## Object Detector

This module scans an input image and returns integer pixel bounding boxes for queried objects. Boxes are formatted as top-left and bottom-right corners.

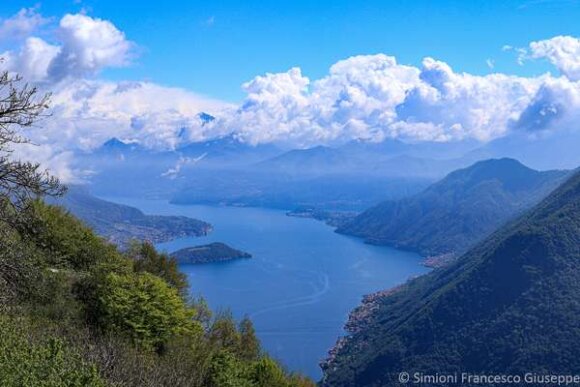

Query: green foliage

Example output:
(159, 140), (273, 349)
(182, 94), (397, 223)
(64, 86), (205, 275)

(129, 241), (189, 297)
(208, 313), (261, 361)
(17, 201), (121, 270)
(248, 356), (288, 386)
(31, 269), (83, 323)
(209, 311), (241, 353)
(208, 351), (253, 387)
(0, 222), (43, 304)
(189, 296), (213, 328)
(0, 200), (312, 387)
(96, 271), (200, 349)
(207, 351), (311, 387)
(239, 316), (261, 361)
(0, 316), (104, 387)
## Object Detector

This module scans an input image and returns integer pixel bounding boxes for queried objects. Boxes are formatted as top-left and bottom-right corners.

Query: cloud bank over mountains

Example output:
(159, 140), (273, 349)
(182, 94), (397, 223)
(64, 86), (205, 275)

(224, 55), (543, 147)
(0, 9), (228, 156)
(1, 8), (580, 178)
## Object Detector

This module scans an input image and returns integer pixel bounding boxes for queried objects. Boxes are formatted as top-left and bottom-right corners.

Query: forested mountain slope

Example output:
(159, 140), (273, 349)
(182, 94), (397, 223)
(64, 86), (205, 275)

(338, 158), (568, 256)
(322, 169), (580, 386)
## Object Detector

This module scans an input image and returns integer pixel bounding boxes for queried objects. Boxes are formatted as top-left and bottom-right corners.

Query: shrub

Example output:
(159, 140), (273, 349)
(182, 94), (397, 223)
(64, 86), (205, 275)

(207, 351), (253, 387)
(96, 271), (201, 349)
(0, 316), (104, 387)
(129, 241), (189, 297)
(239, 316), (261, 361)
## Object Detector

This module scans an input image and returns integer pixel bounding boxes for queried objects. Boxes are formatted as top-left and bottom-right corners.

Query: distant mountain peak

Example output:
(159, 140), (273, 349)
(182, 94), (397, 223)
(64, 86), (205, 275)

(98, 137), (141, 154)
(469, 157), (527, 169)
(102, 137), (128, 148)
(449, 157), (532, 177)
(198, 112), (215, 125)
(444, 157), (543, 192)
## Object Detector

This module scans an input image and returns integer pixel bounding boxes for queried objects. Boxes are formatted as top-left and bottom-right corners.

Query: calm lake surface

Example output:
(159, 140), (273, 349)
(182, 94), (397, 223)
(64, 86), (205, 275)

(104, 198), (429, 379)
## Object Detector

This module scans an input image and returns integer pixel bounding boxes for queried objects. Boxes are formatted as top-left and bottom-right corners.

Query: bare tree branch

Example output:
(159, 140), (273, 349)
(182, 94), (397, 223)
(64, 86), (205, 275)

(0, 69), (65, 222)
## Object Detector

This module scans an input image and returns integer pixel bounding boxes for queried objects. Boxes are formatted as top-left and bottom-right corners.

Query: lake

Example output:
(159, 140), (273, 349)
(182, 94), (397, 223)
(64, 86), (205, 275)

(105, 198), (429, 379)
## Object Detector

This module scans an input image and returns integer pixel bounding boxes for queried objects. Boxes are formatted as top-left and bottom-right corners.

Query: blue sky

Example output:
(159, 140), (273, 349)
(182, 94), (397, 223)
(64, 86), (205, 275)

(2, 0), (579, 101)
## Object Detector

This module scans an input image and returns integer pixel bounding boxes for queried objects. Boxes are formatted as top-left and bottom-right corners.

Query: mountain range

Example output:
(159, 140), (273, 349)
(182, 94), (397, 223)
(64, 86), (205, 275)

(322, 168), (580, 386)
(338, 158), (569, 257)
(76, 128), (580, 212)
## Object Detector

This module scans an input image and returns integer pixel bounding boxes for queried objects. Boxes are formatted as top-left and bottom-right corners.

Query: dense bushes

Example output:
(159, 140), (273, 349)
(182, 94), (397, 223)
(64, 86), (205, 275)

(0, 201), (314, 386)
(95, 272), (201, 349)
(0, 315), (104, 387)
(17, 201), (122, 271)
(129, 241), (189, 296)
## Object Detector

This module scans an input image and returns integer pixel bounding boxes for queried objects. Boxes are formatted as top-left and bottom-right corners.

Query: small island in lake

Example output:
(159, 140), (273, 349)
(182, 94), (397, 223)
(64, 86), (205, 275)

(171, 242), (252, 264)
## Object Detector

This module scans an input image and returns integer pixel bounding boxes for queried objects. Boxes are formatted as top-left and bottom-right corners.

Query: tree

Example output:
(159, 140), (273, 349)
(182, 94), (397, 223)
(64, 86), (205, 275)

(0, 69), (64, 304)
(209, 311), (241, 352)
(249, 357), (288, 387)
(128, 241), (189, 297)
(207, 350), (252, 387)
(0, 70), (64, 224)
(239, 316), (261, 361)
(190, 296), (213, 329)
(96, 272), (201, 350)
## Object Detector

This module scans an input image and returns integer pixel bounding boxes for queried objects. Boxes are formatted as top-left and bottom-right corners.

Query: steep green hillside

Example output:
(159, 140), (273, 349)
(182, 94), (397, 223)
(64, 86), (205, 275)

(338, 158), (568, 256)
(322, 170), (580, 386)
(0, 201), (313, 387)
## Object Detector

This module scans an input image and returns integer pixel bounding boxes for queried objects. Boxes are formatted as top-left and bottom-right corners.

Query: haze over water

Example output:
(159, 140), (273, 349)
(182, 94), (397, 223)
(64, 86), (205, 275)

(106, 198), (429, 378)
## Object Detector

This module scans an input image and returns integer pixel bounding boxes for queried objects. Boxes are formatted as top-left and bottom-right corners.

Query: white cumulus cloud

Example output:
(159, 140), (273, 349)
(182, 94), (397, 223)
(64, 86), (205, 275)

(527, 35), (580, 81)
(0, 7), (49, 41)
(2, 37), (60, 81)
(1, 11), (133, 82)
(47, 13), (133, 81)
(221, 54), (553, 145)
(44, 80), (230, 151)
(2, 5), (580, 181)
